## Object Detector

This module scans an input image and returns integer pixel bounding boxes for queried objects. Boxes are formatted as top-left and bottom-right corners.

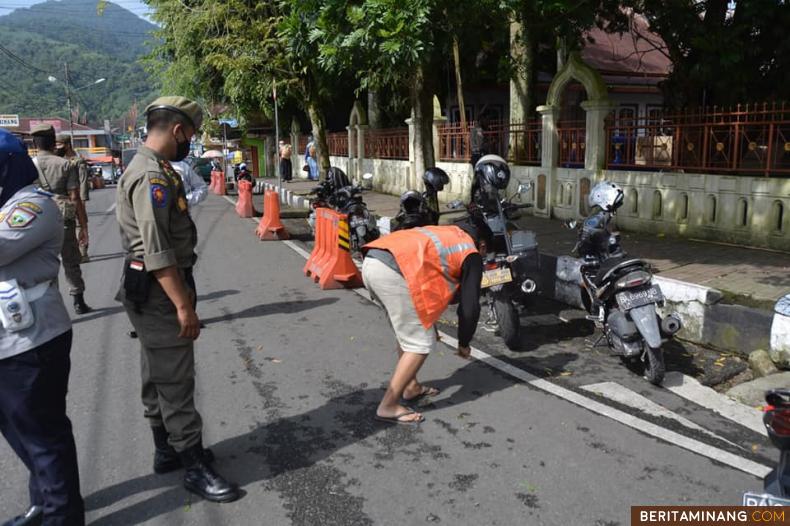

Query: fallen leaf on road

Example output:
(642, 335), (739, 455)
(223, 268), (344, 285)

(559, 371), (573, 377)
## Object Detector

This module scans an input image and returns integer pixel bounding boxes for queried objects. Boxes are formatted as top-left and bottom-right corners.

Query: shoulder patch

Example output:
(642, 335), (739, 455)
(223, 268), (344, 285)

(17, 201), (44, 214)
(151, 184), (169, 208)
(6, 207), (37, 228)
(149, 177), (169, 186)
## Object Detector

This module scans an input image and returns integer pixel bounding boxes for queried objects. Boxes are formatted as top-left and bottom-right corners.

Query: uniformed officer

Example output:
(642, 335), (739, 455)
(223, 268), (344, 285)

(115, 96), (240, 503)
(30, 124), (92, 314)
(55, 134), (90, 262)
(0, 129), (85, 526)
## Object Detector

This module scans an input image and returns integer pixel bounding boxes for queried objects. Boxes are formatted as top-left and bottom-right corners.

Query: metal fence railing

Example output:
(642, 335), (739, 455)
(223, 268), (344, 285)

(558, 121), (586, 167)
(364, 128), (409, 160)
(327, 131), (348, 157)
(605, 102), (790, 176)
(438, 120), (542, 165)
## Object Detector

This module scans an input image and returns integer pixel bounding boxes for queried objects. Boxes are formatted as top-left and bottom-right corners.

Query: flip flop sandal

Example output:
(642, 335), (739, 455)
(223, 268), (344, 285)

(400, 386), (441, 407)
(374, 410), (425, 426)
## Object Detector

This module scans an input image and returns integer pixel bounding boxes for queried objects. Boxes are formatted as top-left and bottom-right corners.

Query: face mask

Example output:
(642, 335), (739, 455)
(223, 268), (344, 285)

(171, 129), (191, 162)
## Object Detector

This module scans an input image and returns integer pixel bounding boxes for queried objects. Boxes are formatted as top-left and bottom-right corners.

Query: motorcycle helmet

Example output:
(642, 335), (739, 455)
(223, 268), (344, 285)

(399, 190), (425, 214)
(327, 166), (350, 190)
(239, 162), (247, 170)
(588, 181), (624, 212)
(423, 167), (449, 193)
(474, 154), (510, 190)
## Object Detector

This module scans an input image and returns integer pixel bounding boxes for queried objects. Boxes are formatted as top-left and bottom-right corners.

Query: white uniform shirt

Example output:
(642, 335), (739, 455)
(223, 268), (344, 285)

(170, 161), (208, 208)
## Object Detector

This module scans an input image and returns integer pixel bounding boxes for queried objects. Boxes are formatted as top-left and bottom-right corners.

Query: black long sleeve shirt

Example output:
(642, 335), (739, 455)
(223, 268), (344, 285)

(366, 249), (483, 347)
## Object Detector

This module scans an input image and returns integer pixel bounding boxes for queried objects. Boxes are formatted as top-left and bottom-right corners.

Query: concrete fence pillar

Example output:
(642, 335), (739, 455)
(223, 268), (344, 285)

(581, 99), (615, 173)
(536, 104), (560, 218)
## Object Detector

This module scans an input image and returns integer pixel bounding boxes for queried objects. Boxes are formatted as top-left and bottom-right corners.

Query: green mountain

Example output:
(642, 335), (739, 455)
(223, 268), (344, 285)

(0, 0), (160, 123)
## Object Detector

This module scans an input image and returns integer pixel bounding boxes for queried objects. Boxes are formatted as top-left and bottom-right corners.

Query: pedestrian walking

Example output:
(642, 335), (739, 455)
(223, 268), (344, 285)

(279, 140), (292, 182)
(115, 96), (240, 503)
(30, 124), (92, 314)
(0, 128), (85, 526)
(305, 138), (319, 181)
(171, 160), (208, 208)
(55, 134), (90, 263)
(361, 218), (492, 424)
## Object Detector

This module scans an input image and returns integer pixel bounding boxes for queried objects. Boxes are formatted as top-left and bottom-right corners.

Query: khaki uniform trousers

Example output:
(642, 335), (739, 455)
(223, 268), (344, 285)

(61, 222), (85, 296)
(123, 274), (203, 452)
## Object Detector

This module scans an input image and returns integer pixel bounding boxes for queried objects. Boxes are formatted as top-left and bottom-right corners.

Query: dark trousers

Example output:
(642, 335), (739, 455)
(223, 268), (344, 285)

(0, 331), (84, 526)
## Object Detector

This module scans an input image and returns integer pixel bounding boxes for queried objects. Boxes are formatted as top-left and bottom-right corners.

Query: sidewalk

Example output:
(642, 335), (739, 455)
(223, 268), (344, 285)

(265, 177), (789, 308)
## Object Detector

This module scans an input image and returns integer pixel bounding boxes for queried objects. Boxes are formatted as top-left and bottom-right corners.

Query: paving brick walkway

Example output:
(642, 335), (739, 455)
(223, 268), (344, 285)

(267, 178), (790, 309)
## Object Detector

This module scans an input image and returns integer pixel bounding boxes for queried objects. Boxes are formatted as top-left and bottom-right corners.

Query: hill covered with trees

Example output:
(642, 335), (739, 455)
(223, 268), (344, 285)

(0, 0), (159, 123)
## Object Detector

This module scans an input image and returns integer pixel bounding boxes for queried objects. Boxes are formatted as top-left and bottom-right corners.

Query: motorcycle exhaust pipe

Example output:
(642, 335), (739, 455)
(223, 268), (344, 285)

(660, 313), (683, 337)
(521, 278), (537, 294)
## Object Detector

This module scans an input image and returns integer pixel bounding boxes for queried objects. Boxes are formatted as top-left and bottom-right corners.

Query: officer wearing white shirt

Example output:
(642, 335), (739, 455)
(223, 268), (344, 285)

(170, 160), (207, 208)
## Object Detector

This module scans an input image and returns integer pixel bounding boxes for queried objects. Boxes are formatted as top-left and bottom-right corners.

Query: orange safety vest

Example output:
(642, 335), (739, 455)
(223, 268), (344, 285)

(364, 226), (478, 328)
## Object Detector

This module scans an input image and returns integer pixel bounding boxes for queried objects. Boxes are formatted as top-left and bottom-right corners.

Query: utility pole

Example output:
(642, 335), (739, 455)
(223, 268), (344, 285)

(64, 62), (75, 141)
(273, 81), (281, 191)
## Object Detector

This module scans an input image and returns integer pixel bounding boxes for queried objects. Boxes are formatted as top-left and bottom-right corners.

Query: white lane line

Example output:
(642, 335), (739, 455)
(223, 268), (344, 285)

(581, 382), (743, 449)
(663, 372), (767, 437)
(105, 202), (116, 214)
(218, 192), (772, 478)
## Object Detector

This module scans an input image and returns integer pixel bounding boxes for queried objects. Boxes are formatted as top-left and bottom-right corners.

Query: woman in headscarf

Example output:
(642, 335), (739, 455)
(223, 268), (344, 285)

(0, 128), (85, 526)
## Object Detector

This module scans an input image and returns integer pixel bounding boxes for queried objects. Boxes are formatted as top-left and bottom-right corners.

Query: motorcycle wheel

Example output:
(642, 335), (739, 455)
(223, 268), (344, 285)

(643, 346), (665, 386)
(493, 295), (520, 350)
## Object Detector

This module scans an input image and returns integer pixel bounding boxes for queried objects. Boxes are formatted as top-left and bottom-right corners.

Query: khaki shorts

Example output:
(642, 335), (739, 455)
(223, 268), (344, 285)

(362, 257), (436, 355)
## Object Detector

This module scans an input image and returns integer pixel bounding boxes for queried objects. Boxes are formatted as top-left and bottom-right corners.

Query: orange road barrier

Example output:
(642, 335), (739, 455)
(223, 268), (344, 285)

(209, 170), (218, 193)
(216, 172), (226, 195)
(235, 180), (253, 218)
(303, 207), (362, 289)
(255, 190), (290, 240)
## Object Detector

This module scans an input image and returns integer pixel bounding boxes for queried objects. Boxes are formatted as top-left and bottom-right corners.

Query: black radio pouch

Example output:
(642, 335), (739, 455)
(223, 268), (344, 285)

(123, 258), (151, 310)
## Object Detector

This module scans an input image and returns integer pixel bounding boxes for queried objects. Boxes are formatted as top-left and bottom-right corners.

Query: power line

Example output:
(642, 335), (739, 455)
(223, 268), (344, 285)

(0, 43), (50, 74)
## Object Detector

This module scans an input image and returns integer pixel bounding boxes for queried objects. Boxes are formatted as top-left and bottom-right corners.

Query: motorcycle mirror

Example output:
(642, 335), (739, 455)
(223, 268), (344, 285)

(362, 172), (374, 181)
(517, 182), (532, 194)
(446, 199), (464, 210)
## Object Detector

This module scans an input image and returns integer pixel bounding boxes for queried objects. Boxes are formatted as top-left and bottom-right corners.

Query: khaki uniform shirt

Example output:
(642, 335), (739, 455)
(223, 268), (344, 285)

(116, 145), (197, 273)
(66, 155), (90, 201)
(35, 150), (78, 197)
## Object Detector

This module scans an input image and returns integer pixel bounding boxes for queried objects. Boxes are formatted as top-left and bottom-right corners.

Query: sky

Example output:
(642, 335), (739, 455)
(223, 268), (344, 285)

(0, 0), (151, 20)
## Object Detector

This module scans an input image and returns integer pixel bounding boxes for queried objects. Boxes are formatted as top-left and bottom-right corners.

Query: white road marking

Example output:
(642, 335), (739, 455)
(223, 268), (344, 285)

(663, 372), (767, 437)
(581, 382), (743, 449)
(105, 202), (116, 214)
(217, 192), (773, 479)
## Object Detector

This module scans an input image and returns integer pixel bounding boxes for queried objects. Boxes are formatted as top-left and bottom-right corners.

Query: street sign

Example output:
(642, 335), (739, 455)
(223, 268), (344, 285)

(0, 114), (19, 127)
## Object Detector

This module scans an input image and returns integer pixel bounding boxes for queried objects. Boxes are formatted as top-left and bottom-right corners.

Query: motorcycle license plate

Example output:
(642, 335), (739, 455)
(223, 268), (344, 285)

(617, 285), (663, 310)
(743, 492), (790, 506)
(481, 268), (512, 288)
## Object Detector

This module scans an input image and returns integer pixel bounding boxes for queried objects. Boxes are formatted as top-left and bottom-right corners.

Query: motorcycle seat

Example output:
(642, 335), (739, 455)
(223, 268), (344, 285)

(593, 256), (646, 286)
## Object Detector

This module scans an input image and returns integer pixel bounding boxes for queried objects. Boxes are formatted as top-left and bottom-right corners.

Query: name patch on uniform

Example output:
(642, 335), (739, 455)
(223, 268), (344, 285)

(6, 207), (36, 228)
(151, 184), (169, 208)
(149, 177), (169, 186)
(17, 201), (43, 214)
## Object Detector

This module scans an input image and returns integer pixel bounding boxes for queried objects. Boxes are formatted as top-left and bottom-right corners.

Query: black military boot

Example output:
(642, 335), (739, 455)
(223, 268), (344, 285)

(179, 445), (240, 503)
(152, 427), (214, 474)
(73, 294), (93, 315)
(1, 505), (43, 526)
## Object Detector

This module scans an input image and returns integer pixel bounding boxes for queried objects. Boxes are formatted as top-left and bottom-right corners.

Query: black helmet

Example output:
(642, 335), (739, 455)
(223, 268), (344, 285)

(399, 189), (425, 214)
(327, 166), (350, 190)
(474, 154), (510, 190)
(423, 167), (449, 193)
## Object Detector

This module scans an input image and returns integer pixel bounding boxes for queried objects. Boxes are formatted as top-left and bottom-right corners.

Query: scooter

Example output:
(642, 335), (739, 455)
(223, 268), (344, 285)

(562, 185), (682, 385)
(744, 389), (790, 506)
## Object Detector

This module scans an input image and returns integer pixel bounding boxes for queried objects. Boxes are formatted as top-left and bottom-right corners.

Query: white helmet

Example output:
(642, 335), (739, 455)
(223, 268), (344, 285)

(239, 163), (247, 170)
(588, 181), (624, 212)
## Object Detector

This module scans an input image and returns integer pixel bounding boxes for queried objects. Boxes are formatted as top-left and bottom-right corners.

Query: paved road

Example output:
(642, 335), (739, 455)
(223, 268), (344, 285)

(0, 189), (774, 525)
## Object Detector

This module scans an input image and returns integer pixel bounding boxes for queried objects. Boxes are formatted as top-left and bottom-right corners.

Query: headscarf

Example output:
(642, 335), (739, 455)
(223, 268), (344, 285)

(0, 128), (39, 208)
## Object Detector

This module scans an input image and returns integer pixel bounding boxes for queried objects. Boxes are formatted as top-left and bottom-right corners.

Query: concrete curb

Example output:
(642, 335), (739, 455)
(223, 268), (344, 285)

(265, 183), (311, 210)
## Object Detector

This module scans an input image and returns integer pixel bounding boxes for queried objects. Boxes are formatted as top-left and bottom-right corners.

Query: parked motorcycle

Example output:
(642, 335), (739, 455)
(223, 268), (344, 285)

(560, 181), (682, 385)
(392, 167), (449, 231)
(307, 167), (379, 254)
(744, 389), (790, 506)
(456, 155), (540, 350)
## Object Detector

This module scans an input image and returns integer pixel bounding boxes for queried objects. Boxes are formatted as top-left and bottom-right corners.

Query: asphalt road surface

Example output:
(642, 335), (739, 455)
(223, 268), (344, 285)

(0, 188), (775, 526)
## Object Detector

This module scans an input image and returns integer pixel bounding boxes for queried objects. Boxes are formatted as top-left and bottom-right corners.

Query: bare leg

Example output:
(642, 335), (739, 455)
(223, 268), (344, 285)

(395, 345), (423, 398)
(377, 351), (428, 422)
